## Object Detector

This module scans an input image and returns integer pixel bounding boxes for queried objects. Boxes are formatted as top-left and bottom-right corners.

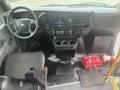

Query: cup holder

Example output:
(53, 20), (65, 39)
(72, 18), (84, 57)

(55, 41), (61, 45)
(55, 40), (76, 46)
(63, 41), (69, 45)
(70, 40), (76, 45)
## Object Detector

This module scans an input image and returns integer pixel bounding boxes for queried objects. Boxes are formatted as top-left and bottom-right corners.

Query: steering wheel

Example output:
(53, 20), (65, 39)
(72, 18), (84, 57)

(7, 6), (38, 39)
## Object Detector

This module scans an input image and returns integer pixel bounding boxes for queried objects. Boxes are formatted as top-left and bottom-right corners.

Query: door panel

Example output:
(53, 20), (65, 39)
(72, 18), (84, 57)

(0, 5), (17, 67)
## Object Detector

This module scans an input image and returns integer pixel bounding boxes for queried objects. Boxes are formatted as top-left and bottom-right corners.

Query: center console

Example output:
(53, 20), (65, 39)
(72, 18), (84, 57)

(39, 11), (94, 59)
(49, 12), (93, 49)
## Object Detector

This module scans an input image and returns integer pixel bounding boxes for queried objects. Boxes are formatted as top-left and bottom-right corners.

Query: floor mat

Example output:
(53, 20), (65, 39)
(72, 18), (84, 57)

(47, 65), (79, 86)
(77, 69), (104, 87)
(47, 73), (79, 86)
(48, 82), (113, 90)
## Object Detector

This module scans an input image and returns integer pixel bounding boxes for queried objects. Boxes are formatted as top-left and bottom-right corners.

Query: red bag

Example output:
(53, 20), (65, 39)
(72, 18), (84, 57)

(82, 55), (104, 69)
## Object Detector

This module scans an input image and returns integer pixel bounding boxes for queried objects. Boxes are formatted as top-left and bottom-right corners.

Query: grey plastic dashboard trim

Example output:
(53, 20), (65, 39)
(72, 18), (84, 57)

(5, 6), (120, 35)
(14, 6), (120, 13)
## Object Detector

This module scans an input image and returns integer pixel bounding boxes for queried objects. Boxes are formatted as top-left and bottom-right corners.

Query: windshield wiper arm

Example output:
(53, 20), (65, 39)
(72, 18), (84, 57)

(43, 4), (67, 7)
(69, 2), (112, 7)
(44, 2), (112, 8)
(114, 2), (120, 8)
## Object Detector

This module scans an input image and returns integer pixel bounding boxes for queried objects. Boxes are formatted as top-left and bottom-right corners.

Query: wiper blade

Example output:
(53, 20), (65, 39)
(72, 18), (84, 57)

(44, 2), (112, 8)
(69, 2), (112, 7)
(114, 2), (120, 8)
(43, 4), (66, 7)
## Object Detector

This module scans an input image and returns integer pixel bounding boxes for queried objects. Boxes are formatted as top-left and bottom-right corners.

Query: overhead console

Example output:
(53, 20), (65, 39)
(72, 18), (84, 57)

(39, 11), (94, 49)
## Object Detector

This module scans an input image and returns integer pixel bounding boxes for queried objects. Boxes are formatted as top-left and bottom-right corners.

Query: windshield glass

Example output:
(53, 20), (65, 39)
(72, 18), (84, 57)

(8, 0), (120, 8)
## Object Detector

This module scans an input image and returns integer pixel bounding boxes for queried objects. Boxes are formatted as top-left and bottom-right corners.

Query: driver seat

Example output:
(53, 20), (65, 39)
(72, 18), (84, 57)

(5, 52), (47, 89)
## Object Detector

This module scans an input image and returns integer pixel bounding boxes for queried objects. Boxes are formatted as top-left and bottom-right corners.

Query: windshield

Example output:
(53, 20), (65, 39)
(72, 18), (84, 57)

(8, 0), (120, 8)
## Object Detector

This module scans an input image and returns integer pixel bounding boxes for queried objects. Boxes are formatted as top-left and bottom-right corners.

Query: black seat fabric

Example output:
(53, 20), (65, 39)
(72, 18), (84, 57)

(5, 52), (45, 79)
